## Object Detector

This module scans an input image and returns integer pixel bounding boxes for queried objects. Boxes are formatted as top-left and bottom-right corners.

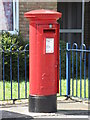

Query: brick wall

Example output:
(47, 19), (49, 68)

(19, 2), (57, 41)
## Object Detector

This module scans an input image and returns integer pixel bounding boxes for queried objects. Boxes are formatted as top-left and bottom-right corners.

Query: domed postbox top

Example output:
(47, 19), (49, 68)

(24, 9), (62, 21)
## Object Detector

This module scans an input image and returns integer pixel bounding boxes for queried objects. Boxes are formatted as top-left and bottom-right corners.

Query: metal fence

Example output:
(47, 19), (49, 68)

(1, 43), (90, 101)
(2, 44), (29, 101)
(64, 43), (90, 99)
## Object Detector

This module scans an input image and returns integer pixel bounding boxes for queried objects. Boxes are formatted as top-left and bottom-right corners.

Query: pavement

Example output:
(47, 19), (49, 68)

(0, 97), (89, 120)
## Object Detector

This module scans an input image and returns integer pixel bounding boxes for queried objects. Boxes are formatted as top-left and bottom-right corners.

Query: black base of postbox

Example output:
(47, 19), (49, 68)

(29, 94), (57, 113)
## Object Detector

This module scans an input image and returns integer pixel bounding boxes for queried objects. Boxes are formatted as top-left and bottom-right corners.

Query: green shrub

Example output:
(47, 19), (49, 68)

(59, 41), (66, 79)
(1, 31), (29, 81)
(1, 31), (27, 50)
(59, 40), (84, 79)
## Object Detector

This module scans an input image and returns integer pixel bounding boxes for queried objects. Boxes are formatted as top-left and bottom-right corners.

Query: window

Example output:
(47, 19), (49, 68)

(1, 0), (19, 34)
(57, 1), (85, 45)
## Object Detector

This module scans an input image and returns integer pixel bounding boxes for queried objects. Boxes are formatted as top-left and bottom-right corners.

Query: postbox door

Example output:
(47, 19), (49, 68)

(37, 24), (59, 95)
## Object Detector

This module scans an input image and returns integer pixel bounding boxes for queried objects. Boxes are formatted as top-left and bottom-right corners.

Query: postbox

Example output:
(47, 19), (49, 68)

(24, 9), (62, 113)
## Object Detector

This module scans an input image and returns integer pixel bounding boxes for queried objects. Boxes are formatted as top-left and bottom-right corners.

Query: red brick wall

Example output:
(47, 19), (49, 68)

(19, 2), (57, 41)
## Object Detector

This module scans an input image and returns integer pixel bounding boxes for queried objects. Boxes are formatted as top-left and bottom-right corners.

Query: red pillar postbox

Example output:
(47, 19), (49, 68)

(24, 9), (62, 113)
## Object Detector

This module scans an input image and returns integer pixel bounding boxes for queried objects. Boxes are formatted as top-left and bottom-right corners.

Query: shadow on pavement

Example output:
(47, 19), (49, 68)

(0, 110), (89, 120)
(1, 110), (33, 120)
(57, 110), (89, 115)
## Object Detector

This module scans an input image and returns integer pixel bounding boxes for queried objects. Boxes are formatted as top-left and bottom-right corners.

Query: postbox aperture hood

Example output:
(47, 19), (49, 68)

(24, 9), (62, 21)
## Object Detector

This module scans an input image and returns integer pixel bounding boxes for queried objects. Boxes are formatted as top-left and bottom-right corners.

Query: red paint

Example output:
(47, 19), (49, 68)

(24, 9), (62, 96)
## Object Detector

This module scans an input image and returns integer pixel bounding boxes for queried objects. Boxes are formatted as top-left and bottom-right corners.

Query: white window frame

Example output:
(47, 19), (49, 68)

(8, 0), (19, 34)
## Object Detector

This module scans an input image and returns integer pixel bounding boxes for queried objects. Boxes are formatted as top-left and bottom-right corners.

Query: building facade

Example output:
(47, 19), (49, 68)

(1, 1), (90, 48)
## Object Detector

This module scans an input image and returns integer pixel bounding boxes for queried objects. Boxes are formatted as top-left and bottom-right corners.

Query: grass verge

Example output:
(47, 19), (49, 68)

(0, 79), (88, 100)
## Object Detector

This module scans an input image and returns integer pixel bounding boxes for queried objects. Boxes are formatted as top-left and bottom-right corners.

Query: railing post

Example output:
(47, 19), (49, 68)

(25, 48), (27, 99)
(10, 48), (12, 100)
(88, 46), (90, 100)
(66, 43), (71, 98)
(17, 49), (20, 99)
(59, 48), (62, 96)
(25, 44), (29, 99)
(2, 48), (5, 100)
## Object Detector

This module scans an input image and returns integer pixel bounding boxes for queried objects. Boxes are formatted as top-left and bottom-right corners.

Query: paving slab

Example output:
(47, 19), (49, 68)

(0, 97), (89, 120)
